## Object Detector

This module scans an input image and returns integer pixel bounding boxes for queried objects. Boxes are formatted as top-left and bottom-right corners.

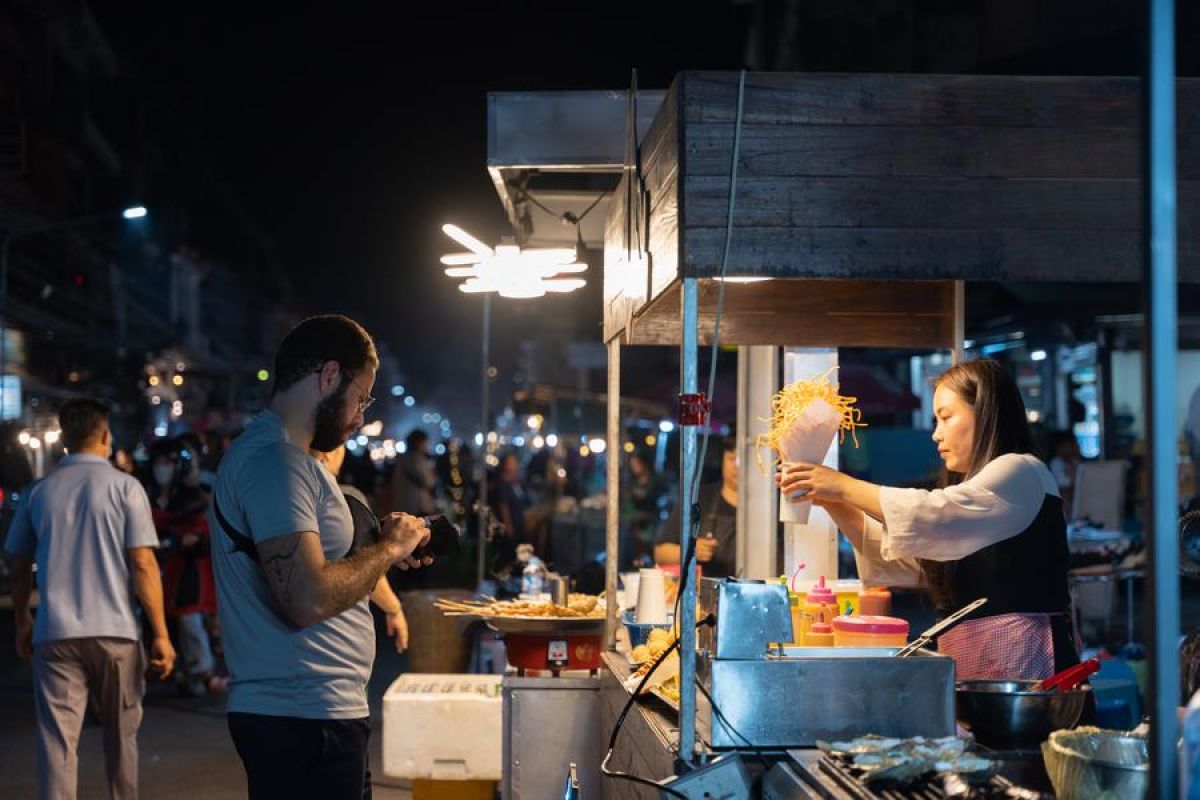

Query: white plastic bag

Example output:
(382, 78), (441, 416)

(778, 397), (841, 524)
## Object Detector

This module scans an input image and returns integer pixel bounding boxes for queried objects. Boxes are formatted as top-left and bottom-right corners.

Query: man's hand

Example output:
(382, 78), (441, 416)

(378, 513), (433, 570)
(385, 608), (409, 653)
(695, 536), (718, 563)
(14, 610), (33, 660)
(149, 634), (176, 679)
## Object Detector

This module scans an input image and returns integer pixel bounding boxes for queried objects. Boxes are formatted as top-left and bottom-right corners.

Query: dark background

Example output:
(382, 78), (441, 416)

(87, 0), (1199, 401)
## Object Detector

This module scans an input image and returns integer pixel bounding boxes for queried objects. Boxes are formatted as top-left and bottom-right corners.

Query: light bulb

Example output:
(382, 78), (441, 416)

(442, 224), (494, 258)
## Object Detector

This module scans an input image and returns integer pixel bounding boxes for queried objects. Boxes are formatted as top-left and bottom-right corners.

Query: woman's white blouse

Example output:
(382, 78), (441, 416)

(854, 453), (1060, 588)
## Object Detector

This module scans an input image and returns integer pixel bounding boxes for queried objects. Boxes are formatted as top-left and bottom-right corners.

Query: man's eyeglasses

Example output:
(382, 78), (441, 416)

(335, 368), (375, 414)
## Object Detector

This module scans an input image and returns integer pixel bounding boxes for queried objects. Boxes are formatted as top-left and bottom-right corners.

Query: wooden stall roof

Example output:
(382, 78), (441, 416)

(603, 71), (1200, 345)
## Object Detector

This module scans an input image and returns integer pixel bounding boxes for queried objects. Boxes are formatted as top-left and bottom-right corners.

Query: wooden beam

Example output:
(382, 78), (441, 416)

(680, 72), (1200, 130)
(679, 226), (1200, 283)
(627, 278), (957, 348)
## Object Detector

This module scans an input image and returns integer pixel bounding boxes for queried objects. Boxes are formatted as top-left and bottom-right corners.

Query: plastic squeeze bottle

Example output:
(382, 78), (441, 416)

(804, 622), (835, 647)
(800, 577), (840, 641)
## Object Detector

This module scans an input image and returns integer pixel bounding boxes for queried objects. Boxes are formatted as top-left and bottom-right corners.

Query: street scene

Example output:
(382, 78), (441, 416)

(2, 2), (1200, 798)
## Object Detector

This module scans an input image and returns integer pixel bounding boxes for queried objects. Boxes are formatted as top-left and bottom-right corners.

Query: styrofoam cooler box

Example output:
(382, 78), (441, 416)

(382, 674), (503, 781)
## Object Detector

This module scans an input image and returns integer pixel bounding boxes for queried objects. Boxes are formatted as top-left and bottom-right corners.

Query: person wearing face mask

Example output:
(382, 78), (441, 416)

(210, 315), (433, 800)
(146, 439), (222, 697)
(778, 359), (1077, 681)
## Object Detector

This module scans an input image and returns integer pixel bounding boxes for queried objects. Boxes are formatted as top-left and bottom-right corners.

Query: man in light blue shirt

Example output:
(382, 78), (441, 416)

(211, 315), (431, 799)
(5, 399), (175, 800)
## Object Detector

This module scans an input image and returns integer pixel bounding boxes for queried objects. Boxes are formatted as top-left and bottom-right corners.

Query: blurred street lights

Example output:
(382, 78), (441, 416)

(440, 223), (588, 588)
(0, 206), (149, 418)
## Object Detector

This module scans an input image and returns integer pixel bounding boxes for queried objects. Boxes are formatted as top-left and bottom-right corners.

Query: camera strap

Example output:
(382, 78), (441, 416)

(213, 493), (259, 560)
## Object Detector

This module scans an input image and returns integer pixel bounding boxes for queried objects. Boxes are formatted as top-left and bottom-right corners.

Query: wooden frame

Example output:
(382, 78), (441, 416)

(599, 69), (1200, 768)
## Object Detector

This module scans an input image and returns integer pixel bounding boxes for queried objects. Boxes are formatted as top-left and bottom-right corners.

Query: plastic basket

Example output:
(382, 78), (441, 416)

(623, 610), (672, 647)
(1040, 726), (1148, 800)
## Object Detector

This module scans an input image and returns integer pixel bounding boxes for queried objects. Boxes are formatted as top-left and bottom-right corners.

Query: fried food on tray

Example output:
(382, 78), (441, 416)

(657, 676), (681, 704)
(567, 594), (598, 614)
(631, 644), (651, 663)
(434, 595), (605, 619)
(647, 628), (672, 647)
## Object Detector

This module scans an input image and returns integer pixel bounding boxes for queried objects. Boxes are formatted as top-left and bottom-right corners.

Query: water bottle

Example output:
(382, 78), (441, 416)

(522, 555), (547, 599)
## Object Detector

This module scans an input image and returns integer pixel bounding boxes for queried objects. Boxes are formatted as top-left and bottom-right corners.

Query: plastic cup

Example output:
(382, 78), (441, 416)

(620, 572), (640, 610)
(635, 568), (668, 624)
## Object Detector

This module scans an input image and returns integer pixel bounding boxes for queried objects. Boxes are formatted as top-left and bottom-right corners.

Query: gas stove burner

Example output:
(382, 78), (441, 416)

(817, 753), (1048, 800)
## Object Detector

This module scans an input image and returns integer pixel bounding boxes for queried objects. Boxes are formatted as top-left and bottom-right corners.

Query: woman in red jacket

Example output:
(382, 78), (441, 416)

(147, 439), (224, 696)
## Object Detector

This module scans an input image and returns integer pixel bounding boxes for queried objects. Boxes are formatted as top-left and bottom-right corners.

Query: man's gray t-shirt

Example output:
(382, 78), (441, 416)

(211, 410), (374, 719)
(3, 453), (159, 645)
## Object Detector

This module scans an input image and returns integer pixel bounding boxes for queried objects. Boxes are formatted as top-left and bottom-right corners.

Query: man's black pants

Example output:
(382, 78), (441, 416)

(228, 712), (371, 800)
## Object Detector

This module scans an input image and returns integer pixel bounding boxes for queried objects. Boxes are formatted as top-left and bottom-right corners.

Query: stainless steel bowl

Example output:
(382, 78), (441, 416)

(956, 679), (1090, 748)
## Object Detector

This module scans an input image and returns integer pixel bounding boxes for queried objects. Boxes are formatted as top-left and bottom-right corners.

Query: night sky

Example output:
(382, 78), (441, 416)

(88, 2), (1200, 426)
(92, 2), (750, 417)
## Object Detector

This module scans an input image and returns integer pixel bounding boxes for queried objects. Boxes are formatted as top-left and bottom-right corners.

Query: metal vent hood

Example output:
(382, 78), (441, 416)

(486, 90), (664, 249)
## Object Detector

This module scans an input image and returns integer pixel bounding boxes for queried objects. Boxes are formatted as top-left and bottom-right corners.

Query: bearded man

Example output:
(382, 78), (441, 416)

(210, 315), (432, 799)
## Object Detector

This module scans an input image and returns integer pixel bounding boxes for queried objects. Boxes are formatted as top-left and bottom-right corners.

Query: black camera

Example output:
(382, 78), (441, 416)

(412, 514), (462, 561)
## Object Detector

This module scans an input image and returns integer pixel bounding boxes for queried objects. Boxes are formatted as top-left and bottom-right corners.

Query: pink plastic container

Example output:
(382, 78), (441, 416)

(831, 614), (909, 648)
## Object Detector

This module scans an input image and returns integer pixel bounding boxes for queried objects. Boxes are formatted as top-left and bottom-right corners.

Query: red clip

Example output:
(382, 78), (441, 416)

(677, 393), (711, 427)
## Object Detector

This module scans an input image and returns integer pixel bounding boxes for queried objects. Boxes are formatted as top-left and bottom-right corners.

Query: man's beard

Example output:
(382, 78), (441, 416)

(311, 381), (353, 452)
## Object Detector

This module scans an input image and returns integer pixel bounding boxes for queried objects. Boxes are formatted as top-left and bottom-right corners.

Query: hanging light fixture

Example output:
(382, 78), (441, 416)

(441, 224), (587, 299)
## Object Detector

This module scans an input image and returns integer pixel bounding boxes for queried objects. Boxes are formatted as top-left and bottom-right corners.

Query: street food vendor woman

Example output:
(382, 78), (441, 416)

(778, 359), (1078, 681)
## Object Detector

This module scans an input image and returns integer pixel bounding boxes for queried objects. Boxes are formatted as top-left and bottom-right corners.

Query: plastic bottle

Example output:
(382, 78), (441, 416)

(804, 622), (835, 647)
(521, 556), (548, 600)
(859, 586), (893, 617)
(800, 577), (840, 642)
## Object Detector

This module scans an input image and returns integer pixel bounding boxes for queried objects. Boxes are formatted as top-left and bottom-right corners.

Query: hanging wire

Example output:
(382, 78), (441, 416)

(508, 183), (607, 228)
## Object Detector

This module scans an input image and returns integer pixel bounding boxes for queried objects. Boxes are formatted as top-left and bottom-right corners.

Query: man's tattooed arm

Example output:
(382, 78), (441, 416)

(257, 533), (396, 628)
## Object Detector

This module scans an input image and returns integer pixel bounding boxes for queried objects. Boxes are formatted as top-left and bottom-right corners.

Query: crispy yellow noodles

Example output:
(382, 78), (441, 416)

(755, 368), (866, 473)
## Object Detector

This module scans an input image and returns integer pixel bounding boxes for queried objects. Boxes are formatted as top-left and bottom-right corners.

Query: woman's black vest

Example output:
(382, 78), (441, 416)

(927, 493), (1071, 621)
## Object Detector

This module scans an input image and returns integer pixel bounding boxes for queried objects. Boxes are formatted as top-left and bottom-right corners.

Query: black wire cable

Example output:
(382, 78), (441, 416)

(601, 611), (718, 798)
(507, 184), (607, 228)
(604, 70), (747, 796)
(600, 637), (689, 799)
(564, 190), (607, 226)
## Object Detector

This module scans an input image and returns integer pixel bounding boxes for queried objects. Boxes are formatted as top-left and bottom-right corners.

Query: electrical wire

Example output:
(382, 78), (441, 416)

(600, 636), (689, 799)
(672, 69), (746, 768)
(600, 749), (687, 798)
(604, 70), (748, 793)
(508, 184), (607, 229)
(688, 68), (746, 505)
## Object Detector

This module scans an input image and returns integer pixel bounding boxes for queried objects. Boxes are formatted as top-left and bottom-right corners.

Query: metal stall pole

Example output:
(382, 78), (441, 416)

(678, 278), (700, 765)
(736, 346), (780, 579)
(1142, 0), (1179, 792)
(952, 281), (966, 364)
(477, 293), (492, 591)
(605, 337), (622, 648)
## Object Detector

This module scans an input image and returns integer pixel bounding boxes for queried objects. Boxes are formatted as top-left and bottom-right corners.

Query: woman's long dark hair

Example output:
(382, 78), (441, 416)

(922, 358), (1040, 610)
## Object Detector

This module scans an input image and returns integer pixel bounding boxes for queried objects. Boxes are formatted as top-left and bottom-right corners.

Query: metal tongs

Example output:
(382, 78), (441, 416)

(895, 597), (989, 658)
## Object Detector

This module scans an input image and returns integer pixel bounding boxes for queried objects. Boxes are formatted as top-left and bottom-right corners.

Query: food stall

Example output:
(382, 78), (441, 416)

(593, 71), (1200, 797)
